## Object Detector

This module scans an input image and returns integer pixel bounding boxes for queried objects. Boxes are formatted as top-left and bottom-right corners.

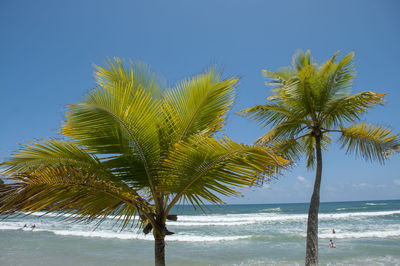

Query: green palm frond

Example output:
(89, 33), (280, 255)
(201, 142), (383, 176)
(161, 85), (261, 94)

(238, 103), (293, 128)
(0, 165), (150, 229)
(94, 58), (164, 99)
(270, 138), (304, 163)
(255, 118), (310, 146)
(161, 134), (289, 212)
(323, 91), (385, 127)
(1, 139), (102, 175)
(317, 51), (355, 107)
(262, 67), (294, 89)
(61, 82), (161, 189)
(339, 122), (400, 163)
(292, 49), (313, 72)
(162, 68), (237, 143)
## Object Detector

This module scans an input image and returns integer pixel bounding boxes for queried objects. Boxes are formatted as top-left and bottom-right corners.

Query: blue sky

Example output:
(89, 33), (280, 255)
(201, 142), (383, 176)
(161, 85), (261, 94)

(1, 0), (399, 204)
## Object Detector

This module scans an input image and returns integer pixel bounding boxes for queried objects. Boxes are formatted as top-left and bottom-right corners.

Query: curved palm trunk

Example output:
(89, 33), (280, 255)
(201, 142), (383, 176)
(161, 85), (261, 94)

(154, 234), (166, 266)
(305, 135), (322, 266)
(154, 199), (166, 266)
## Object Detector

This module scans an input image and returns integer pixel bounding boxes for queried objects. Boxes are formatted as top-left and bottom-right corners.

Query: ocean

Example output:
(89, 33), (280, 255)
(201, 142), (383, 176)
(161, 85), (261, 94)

(1, 200), (399, 265)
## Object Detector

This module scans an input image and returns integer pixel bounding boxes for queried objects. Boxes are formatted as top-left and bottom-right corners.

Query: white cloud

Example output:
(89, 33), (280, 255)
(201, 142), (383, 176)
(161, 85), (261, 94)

(352, 183), (370, 189)
(394, 179), (400, 186)
(262, 183), (271, 190)
(352, 183), (386, 189)
(294, 175), (312, 191)
(297, 176), (306, 182)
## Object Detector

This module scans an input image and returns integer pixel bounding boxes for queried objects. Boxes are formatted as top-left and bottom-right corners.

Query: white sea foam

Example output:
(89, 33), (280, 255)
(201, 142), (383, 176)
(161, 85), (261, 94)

(336, 207), (367, 211)
(319, 230), (400, 239)
(169, 221), (254, 226)
(365, 202), (387, 206)
(173, 210), (400, 225)
(24, 209), (400, 225)
(259, 208), (281, 212)
(0, 224), (251, 242)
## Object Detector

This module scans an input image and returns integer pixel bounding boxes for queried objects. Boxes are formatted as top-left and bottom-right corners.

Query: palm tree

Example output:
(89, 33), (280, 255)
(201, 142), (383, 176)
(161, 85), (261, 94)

(0, 59), (288, 266)
(240, 50), (399, 265)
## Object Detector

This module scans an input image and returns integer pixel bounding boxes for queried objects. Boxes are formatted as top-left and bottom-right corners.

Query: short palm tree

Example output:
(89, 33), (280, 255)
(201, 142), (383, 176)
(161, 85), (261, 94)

(240, 50), (399, 266)
(0, 59), (288, 266)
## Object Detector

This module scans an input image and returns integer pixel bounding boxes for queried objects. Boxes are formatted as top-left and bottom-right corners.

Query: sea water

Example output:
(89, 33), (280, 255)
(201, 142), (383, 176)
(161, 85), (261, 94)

(0, 200), (399, 265)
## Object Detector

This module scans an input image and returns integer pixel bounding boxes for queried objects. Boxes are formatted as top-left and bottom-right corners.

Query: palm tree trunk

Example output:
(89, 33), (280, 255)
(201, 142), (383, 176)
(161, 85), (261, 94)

(154, 200), (166, 266)
(154, 234), (166, 266)
(305, 134), (322, 266)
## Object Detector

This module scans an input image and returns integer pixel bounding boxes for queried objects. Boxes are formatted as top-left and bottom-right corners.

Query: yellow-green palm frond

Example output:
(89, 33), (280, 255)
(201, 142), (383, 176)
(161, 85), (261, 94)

(323, 91), (385, 127)
(0, 139), (102, 175)
(61, 82), (161, 189)
(292, 49), (313, 72)
(339, 122), (400, 163)
(162, 68), (237, 143)
(94, 58), (164, 99)
(270, 138), (305, 164)
(161, 135), (289, 212)
(0, 165), (151, 230)
(255, 118), (310, 146)
(238, 103), (294, 128)
(316, 51), (355, 106)
(262, 67), (294, 90)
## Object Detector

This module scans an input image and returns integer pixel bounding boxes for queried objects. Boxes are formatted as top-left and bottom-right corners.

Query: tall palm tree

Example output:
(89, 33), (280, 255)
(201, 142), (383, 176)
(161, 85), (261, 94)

(240, 50), (399, 265)
(0, 59), (288, 266)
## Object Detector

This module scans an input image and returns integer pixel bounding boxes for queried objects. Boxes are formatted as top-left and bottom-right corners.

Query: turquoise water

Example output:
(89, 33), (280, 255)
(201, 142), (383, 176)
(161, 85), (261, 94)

(1, 200), (399, 265)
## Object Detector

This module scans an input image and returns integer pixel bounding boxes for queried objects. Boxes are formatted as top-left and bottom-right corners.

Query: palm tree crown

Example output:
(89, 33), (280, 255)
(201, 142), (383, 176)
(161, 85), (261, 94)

(0, 59), (288, 266)
(240, 50), (399, 265)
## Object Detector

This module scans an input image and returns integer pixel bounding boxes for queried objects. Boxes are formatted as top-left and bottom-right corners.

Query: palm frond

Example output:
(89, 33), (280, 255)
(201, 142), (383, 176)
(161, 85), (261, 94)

(238, 103), (293, 128)
(270, 138), (305, 163)
(322, 91), (385, 127)
(1, 139), (101, 175)
(0, 166), (151, 230)
(61, 83), (161, 189)
(94, 58), (164, 99)
(316, 52), (355, 109)
(339, 122), (400, 163)
(162, 68), (237, 143)
(161, 134), (289, 212)
(255, 118), (310, 146)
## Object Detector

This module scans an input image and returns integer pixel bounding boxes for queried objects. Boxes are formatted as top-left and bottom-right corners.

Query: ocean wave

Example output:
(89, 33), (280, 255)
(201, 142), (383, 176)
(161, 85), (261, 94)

(319, 230), (400, 239)
(11, 210), (400, 227)
(169, 221), (254, 226)
(365, 203), (387, 206)
(175, 210), (400, 224)
(258, 208), (281, 212)
(0, 223), (251, 242)
(336, 207), (367, 211)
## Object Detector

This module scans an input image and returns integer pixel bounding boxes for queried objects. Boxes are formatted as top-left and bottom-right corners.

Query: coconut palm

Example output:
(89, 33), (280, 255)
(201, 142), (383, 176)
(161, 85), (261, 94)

(240, 50), (399, 265)
(0, 59), (288, 266)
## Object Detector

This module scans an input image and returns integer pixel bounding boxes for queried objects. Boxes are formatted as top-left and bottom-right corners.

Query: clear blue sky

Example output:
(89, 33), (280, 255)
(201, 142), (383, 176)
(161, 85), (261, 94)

(1, 0), (399, 204)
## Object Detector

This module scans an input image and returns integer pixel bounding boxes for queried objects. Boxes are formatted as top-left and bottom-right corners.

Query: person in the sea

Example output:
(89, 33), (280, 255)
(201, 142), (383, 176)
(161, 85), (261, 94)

(23, 224), (27, 228)
(328, 239), (336, 248)
(31, 224), (36, 230)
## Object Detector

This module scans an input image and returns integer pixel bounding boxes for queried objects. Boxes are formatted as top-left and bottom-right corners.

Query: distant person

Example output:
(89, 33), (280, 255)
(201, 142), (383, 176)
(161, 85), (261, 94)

(31, 224), (36, 230)
(23, 224), (27, 228)
(332, 228), (336, 234)
(328, 239), (336, 248)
